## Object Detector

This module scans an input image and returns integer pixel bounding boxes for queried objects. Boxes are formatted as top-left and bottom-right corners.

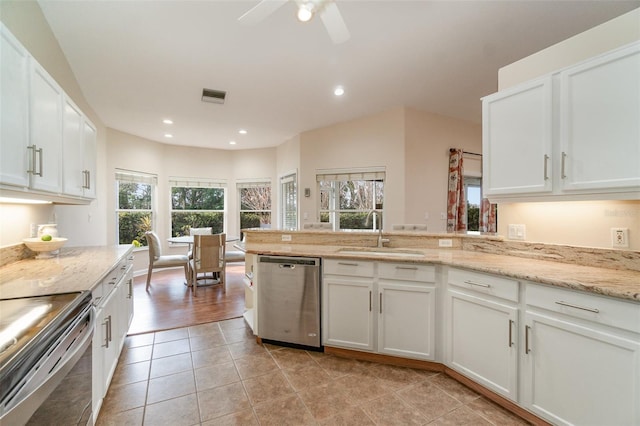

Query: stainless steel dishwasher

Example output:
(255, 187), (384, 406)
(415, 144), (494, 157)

(258, 256), (321, 349)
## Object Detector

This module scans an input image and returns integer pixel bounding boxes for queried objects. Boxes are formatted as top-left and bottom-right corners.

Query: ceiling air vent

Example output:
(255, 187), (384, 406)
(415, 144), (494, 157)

(202, 88), (226, 104)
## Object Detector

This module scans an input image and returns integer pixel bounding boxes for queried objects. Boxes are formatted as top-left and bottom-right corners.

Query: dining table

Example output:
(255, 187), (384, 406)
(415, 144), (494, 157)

(167, 234), (240, 246)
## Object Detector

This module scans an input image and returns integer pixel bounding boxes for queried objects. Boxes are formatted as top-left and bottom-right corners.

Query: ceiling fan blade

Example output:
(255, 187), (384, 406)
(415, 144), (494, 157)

(319, 2), (350, 44)
(238, 0), (288, 26)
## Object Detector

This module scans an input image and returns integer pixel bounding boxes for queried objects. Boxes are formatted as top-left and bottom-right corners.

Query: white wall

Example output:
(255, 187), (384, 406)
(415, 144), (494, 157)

(495, 7), (640, 250)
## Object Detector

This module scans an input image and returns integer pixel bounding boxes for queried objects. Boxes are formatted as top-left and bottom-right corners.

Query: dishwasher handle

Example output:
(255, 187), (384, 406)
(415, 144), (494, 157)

(278, 264), (296, 270)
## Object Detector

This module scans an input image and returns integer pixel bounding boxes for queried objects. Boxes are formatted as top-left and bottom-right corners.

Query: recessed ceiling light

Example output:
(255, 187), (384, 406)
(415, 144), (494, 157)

(238, 129), (247, 135)
(163, 119), (173, 124)
(297, 3), (314, 22)
(164, 133), (173, 138)
(334, 86), (345, 96)
(229, 141), (237, 145)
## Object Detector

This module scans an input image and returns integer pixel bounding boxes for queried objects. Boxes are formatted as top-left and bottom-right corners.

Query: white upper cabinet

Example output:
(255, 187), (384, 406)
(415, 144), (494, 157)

(559, 42), (640, 193)
(483, 77), (553, 197)
(63, 95), (97, 198)
(483, 41), (640, 202)
(0, 25), (31, 187)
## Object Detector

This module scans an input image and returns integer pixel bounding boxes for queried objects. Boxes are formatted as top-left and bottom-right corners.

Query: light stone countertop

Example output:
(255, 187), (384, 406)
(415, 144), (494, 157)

(246, 243), (640, 303)
(0, 245), (133, 299)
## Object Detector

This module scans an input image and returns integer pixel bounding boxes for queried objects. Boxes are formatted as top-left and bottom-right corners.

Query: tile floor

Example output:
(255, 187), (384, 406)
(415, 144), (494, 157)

(97, 318), (530, 425)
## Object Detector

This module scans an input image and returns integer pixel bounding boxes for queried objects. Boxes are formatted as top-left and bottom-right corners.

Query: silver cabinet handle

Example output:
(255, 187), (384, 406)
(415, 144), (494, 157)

(543, 154), (549, 180)
(508, 320), (514, 347)
(108, 315), (112, 343)
(379, 292), (383, 314)
(464, 280), (491, 288)
(36, 147), (43, 177)
(555, 300), (599, 314)
(525, 325), (531, 354)
(395, 266), (418, 270)
(128, 278), (133, 299)
(102, 315), (111, 348)
(561, 152), (567, 179)
(369, 291), (372, 312)
(82, 170), (90, 189)
(27, 145), (42, 176)
(338, 262), (358, 266)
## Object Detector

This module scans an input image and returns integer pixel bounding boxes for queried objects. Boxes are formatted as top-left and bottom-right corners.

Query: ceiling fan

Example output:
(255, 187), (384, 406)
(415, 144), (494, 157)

(238, 0), (351, 44)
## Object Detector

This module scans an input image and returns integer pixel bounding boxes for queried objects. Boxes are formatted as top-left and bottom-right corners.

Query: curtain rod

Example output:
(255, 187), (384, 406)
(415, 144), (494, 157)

(449, 148), (482, 157)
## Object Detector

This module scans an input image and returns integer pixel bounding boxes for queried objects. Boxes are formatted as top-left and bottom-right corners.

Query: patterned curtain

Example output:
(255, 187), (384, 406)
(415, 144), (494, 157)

(446, 149), (466, 232)
(480, 198), (497, 233)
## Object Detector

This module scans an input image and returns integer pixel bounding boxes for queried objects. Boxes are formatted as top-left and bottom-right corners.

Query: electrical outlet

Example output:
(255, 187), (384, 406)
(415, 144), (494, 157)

(439, 239), (453, 247)
(611, 228), (629, 248)
(281, 234), (292, 242)
(508, 224), (526, 240)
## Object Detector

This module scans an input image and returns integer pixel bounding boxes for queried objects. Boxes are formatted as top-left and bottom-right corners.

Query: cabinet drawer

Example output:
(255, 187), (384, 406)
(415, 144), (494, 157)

(378, 262), (435, 283)
(448, 268), (519, 302)
(526, 283), (640, 334)
(324, 258), (374, 277)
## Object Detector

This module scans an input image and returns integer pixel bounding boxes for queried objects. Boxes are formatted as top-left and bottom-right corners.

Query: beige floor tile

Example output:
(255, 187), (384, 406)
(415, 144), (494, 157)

(253, 394), (316, 426)
(124, 333), (154, 349)
(281, 363), (332, 392)
(233, 352), (278, 380)
(334, 372), (391, 405)
(222, 327), (255, 344)
(297, 381), (356, 420)
(269, 347), (317, 370)
(147, 370), (196, 404)
(467, 397), (531, 425)
(192, 345), (234, 369)
(367, 363), (434, 390)
(149, 352), (193, 378)
(361, 393), (428, 425)
(152, 338), (191, 359)
(110, 360), (150, 387)
(243, 370), (295, 405)
(396, 380), (462, 423)
(227, 340), (268, 359)
(144, 393), (200, 426)
(200, 408), (258, 426)
(121, 345), (153, 365)
(317, 405), (376, 425)
(429, 373), (480, 404)
(190, 333), (228, 351)
(218, 317), (247, 331)
(96, 406), (143, 426)
(154, 327), (189, 343)
(314, 354), (370, 378)
(100, 381), (148, 414)
(198, 382), (251, 422)
(188, 322), (223, 337)
(429, 405), (493, 425)
(194, 361), (241, 391)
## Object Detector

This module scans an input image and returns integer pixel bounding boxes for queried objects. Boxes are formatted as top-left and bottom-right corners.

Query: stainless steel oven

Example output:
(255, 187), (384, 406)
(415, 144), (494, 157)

(0, 291), (94, 425)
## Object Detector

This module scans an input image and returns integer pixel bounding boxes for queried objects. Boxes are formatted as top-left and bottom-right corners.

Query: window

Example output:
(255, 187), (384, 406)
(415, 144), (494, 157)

(238, 180), (271, 237)
(464, 177), (481, 232)
(280, 172), (297, 230)
(317, 168), (385, 231)
(116, 170), (157, 246)
(170, 177), (226, 236)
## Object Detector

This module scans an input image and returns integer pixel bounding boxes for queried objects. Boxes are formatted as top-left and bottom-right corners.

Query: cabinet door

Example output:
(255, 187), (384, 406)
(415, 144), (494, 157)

(523, 310), (640, 425)
(560, 43), (640, 193)
(0, 25), (30, 187)
(82, 118), (97, 198)
(378, 282), (435, 361)
(62, 96), (84, 197)
(29, 61), (63, 193)
(447, 289), (518, 401)
(482, 77), (553, 197)
(322, 276), (374, 351)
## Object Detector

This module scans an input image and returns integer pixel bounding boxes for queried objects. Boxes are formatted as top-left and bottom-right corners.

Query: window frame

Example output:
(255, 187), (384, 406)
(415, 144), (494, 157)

(237, 179), (272, 235)
(169, 176), (227, 237)
(115, 169), (157, 247)
(280, 171), (298, 230)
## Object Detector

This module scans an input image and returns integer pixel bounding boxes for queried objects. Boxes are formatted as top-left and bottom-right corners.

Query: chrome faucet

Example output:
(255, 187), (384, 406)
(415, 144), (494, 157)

(365, 209), (390, 248)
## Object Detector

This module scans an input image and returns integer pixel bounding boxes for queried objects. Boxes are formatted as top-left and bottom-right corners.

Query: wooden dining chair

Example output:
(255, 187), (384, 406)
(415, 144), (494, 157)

(145, 231), (189, 291)
(189, 233), (226, 296)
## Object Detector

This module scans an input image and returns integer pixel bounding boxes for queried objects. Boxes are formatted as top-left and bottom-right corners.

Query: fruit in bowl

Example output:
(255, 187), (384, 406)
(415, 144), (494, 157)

(23, 237), (68, 259)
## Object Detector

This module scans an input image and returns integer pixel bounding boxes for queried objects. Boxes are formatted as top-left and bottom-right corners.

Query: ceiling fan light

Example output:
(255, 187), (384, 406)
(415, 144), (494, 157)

(297, 3), (314, 22)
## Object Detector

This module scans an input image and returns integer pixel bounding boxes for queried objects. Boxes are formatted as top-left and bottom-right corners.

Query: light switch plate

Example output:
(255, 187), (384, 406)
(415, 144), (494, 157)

(281, 234), (292, 242)
(508, 224), (526, 240)
(439, 239), (453, 247)
(611, 228), (629, 248)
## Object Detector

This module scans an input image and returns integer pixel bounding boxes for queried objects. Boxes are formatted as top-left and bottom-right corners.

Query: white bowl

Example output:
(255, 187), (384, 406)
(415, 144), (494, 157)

(23, 237), (68, 259)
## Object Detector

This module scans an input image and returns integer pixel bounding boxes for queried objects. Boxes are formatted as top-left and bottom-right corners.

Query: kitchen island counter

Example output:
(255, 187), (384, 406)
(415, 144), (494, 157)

(0, 244), (133, 299)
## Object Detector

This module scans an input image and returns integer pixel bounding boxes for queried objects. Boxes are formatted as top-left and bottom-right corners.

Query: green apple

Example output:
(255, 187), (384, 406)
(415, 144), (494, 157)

(41, 234), (52, 241)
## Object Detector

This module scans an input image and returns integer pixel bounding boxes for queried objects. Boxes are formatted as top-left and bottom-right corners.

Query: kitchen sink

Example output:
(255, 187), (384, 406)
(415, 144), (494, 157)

(337, 247), (426, 258)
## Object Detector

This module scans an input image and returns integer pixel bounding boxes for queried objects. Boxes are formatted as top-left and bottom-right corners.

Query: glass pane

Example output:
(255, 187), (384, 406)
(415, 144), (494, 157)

(338, 180), (379, 210)
(171, 187), (224, 210)
(339, 211), (382, 230)
(118, 182), (152, 210)
(240, 187), (271, 210)
(171, 212), (224, 236)
(118, 212), (152, 245)
(282, 180), (297, 230)
(241, 212), (271, 230)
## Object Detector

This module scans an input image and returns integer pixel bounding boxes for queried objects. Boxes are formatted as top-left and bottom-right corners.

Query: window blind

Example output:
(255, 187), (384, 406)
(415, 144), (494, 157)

(169, 177), (227, 188)
(316, 167), (385, 182)
(236, 178), (271, 189)
(115, 169), (158, 185)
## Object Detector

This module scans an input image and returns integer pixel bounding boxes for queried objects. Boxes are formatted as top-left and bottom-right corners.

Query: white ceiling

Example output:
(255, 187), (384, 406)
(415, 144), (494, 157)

(38, 1), (639, 151)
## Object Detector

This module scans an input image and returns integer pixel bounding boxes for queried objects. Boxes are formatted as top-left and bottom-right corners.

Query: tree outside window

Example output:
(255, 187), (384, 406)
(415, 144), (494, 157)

(170, 185), (225, 236)
(116, 171), (156, 246)
(239, 183), (271, 238)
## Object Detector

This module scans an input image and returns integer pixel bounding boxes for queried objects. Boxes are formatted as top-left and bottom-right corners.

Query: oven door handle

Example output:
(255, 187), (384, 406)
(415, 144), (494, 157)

(0, 306), (95, 426)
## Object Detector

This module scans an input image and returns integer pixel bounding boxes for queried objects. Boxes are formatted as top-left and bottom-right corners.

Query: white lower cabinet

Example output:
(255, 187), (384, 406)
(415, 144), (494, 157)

(445, 268), (519, 401)
(92, 254), (134, 419)
(322, 259), (435, 360)
(522, 283), (640, 426)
